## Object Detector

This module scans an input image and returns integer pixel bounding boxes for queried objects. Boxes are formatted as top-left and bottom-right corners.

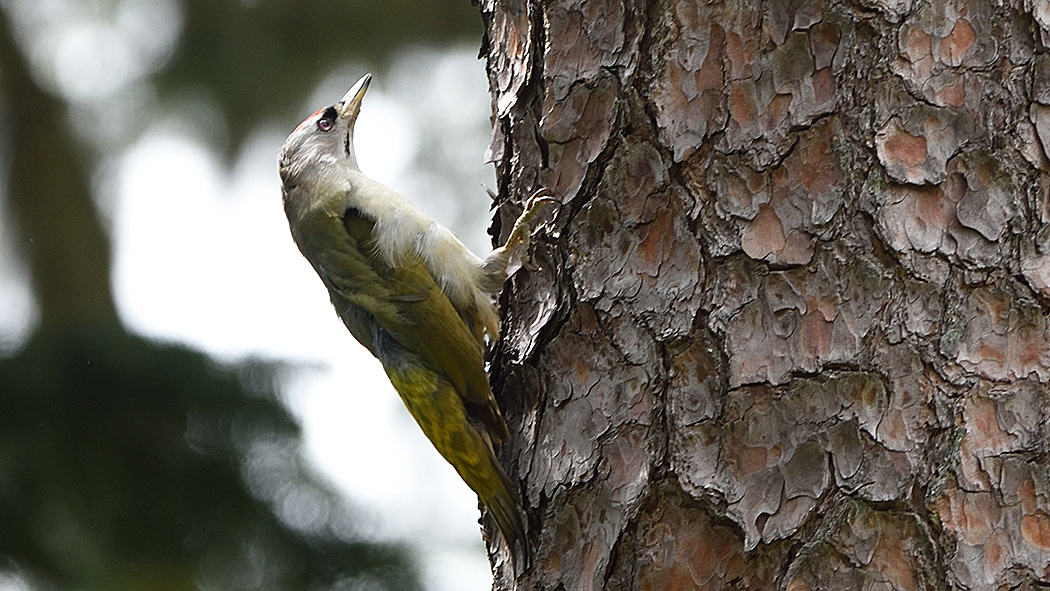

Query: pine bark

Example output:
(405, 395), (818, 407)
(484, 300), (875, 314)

(481, 0), (1050, 590)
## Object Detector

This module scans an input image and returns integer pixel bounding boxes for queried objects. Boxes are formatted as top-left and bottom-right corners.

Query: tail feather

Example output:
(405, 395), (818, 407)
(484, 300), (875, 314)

(380, 353), (528, 571)
(372, 291), (530, 571)
(481, 456), (528, 572)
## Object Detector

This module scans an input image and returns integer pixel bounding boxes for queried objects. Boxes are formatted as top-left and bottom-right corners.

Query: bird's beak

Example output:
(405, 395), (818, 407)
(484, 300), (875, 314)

(337, 73), (371, 124)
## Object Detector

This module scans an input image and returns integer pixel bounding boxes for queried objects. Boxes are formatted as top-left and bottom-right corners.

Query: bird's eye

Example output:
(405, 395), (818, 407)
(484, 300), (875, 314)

(316, 107), (337, 132)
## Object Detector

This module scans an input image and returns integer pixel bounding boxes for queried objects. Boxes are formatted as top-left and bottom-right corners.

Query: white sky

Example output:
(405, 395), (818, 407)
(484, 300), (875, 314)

(0, 4), (499, 585)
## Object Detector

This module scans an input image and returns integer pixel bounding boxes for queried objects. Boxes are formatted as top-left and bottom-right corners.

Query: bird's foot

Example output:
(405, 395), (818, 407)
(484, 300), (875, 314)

(504, 189), (554, 266)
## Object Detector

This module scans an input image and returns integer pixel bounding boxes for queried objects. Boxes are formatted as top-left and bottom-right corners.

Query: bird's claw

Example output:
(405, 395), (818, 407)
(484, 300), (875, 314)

(506, 189), (554, 246)
(505, 189), (554, 271)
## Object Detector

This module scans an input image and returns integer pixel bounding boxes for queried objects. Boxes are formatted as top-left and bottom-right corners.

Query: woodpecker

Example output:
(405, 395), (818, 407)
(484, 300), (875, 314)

(278, 73), (544, 567)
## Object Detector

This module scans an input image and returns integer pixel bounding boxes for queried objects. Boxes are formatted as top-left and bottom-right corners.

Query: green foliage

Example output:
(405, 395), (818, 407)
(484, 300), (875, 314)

(0, 322), (422, 591)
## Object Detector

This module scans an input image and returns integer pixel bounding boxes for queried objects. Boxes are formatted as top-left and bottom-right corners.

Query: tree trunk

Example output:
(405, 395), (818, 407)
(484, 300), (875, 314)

(480, 0), (1050, 589)
(0, 9), (117, 331)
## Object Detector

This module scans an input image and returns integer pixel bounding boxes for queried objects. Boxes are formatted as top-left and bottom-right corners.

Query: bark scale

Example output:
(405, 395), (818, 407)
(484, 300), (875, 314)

(481, 1), (1050, 590)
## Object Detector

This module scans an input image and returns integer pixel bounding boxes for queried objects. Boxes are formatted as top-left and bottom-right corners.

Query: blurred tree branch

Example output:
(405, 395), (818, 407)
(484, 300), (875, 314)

(0, 7), (116, 331)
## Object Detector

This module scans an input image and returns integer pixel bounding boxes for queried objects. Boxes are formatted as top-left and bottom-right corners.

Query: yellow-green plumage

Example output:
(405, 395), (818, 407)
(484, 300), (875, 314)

(278, 74), (541, 568)
(291, 204), (523, 559)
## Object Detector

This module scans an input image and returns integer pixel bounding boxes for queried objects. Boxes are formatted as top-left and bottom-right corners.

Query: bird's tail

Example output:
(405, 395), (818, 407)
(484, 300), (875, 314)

(378, 348), (529, 570)
(480, 454), (529, 573)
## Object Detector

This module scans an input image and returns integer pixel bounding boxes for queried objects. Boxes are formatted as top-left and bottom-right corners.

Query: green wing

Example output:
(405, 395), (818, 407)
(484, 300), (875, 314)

(294, 204), (508, 442)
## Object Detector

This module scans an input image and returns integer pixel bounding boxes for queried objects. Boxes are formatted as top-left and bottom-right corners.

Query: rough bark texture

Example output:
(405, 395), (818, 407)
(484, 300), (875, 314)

(480, 0), (1050, 589)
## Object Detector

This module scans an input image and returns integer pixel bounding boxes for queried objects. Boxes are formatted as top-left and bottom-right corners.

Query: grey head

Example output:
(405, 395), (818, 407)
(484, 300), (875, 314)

(278, 73), (371, 195)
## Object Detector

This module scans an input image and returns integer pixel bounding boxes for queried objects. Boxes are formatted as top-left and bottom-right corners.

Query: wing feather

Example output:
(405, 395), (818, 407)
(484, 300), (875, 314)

(293, 203), (509, 442)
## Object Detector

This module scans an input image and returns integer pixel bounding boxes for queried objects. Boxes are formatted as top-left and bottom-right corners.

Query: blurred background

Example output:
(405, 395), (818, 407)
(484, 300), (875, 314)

(0, 0), (500, 589)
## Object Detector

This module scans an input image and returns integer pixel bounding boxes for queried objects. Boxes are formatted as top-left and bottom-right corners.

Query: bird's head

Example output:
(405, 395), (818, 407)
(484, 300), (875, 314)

(279, 73), (371, 193)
